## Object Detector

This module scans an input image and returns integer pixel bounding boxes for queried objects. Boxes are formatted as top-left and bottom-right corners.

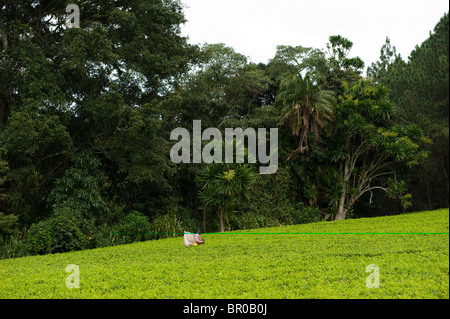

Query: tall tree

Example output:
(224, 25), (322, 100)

(275, 72), (336, 158)
(325, 35), (365, 95)
(0, 0), (195, 225)
(367, 37), (405, 84)
(367, 12), (449, 210)
(196, 162), (257, 233)
(177, 43), (270, 126)
(330, 79), (431, 220)
(196, 140), (258, 232)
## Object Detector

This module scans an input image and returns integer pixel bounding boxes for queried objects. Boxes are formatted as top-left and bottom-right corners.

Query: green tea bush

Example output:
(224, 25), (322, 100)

(0, 209), (447, 299)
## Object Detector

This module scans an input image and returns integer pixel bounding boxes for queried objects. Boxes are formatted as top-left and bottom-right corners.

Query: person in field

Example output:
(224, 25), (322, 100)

(194, 228), (205, 245)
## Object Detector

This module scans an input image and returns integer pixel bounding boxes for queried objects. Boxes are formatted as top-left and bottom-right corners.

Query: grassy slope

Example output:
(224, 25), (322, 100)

(0, 209), (448, 299)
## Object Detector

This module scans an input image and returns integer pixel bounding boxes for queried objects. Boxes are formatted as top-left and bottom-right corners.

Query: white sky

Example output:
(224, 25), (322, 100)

(180, 0), (449, 71)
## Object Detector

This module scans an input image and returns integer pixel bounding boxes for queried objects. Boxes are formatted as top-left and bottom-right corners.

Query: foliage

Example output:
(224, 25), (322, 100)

(47, 153), (108, 219)
(150, 209), (184, 240)
(0, 111), (73, 225)
(0, 148), (8, 205)
(325, 35), (365, 95)
(276, 71), (336, 156)
(367, 12), (449, 211)
(197, 158), (258, 232)
(0, 0), (447, 258)
(0, 209), (447, 298)
(23, 209), (95, 255)
(330, 79), (431, 220)
(231, 166), (321, 229)
(109, 211), (152, 245)
(0, 233), (24, 259)
(291, 202), (321, 224)
(0, 212), (18, 237)
(327, 35), (365, 72)
(0, 0), (195, 230)
(267, 45), (328, 83)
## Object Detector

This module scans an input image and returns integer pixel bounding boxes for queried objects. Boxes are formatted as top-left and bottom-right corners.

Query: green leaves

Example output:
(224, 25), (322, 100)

(327, 35), (364, 72)
(386, 178), (412, 210)
(276, 71), (336, 154)
(197, 164), (257, 205)
(367, 13), (449, 210)
(0, 0), (197, 229)
(47, 152), (107, 218)
(0, 212), (18, 237)
(197, 161), (257, 232)
(0, 209), (448, 298)
(330, 78), (431, 219)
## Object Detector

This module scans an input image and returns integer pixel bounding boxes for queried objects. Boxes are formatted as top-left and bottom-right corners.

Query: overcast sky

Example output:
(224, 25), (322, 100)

(180, 0), (449, 71)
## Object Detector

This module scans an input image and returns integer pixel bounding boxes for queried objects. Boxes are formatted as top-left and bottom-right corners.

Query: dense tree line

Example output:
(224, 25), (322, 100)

(0, 1), (447, 258)
(367, 12), (449, 213)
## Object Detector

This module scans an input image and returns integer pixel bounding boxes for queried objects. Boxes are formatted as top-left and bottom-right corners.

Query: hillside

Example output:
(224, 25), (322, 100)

(0, 209), (448, 299)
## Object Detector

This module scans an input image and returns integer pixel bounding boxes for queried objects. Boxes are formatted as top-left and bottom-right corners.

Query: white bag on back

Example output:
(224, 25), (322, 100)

(184, 231), (195, 247)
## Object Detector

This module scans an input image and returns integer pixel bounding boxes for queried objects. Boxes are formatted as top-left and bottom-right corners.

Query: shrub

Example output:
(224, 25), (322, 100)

(0, 213), (19, 237)
(240, 167), (301, 226)
(110, 211), (152, 245)
(0, 233), (26, 259)
(150, 210), (184, 240)
(230, 212), (277, 230)
(49, 212), (91, 254)
(23, 208), (94, 255)
(23, 219), (54, 255)
(47, 153), (108, 220)
(292, 203), (320, 224)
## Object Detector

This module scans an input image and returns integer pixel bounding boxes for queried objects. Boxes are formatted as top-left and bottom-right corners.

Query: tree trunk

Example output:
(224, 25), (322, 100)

(0, 22), (11, 126)
(443, 163), (449, 195)
(426, 179), (433, 210)
(335, 180), (348, 220)
(335, 160), (350, 221)
(219, 204), (225, 232)
(335, 192), (347, 220)
(202, 204), (207, 233)
(0, 93), (10, 126)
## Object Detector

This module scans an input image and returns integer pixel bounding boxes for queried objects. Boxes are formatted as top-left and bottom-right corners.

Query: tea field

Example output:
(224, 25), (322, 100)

(0, 209), (448, 298)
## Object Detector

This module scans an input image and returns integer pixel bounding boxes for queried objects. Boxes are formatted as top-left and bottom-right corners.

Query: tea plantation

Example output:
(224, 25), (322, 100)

(0, 209), (448, 298)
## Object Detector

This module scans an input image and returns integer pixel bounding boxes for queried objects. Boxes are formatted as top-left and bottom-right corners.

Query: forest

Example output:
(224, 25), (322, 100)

(0, 1), (448, 258)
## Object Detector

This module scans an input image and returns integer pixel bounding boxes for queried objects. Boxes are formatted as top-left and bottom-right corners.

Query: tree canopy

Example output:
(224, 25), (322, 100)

(0, 2), (447, 258)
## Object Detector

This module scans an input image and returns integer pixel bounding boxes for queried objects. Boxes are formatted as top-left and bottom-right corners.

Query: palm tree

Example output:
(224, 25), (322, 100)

(276, 72), (336, 158)
(196, 140), (257, 232)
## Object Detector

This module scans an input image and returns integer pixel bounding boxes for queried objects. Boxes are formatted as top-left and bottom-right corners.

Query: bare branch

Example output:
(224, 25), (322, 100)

(354, 185), (388, 204)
